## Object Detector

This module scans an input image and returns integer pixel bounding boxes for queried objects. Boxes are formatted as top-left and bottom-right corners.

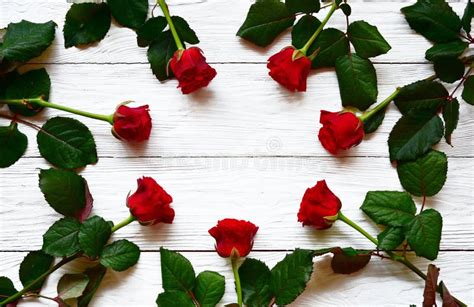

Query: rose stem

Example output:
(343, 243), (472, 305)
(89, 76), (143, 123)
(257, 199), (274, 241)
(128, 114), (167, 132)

(337, 211), (467, 307)
(111, 215), (136, 232)
(358, 88), (401, 123)
(299, 1), (338, 55)
(231, 256), (243, 307)
(358, 74), (438, 123)
(157, 0), (185, 50)
(0, 97), (114, 124)
(0, 215), (136, 305)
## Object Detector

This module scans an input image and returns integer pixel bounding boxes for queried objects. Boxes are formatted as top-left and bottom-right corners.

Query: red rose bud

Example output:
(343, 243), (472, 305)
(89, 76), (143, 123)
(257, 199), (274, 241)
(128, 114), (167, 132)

(208, 218), (259, 258)
(127, 177), (174, 225)
(297, 180), (342, 229)
(113, 105), (152, 142)
(318, 110), (364, 155)
(169, 47), (217, 94)
(267, 47), (312, 92)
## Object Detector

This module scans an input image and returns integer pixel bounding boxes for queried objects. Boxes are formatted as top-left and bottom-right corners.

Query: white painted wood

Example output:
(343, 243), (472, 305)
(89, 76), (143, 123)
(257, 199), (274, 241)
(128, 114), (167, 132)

(1, 251), (473, 306)
(1, 0), (473, 306)
(0, 1), (470, 64)
(1, 157), (472, 250)
(0, 63), (472, 158)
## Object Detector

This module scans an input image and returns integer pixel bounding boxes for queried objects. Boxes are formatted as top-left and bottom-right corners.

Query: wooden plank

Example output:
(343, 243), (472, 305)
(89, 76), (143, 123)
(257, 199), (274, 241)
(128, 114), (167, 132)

(0, 1), (469, 64)
(1, 251), (472, 306)
(1, 157), (472, 251)
(1, 63), (472, 158)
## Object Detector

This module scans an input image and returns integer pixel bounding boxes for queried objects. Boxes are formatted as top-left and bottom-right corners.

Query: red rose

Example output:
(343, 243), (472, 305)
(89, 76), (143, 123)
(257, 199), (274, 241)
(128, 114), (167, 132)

(113, 105), (152, 142)
(208, 219), (259, 258)
(169, 47), (217, 94)
(127, 177), (174, 225)
(318, 110), (365, 155)
(267, 47), (312, 92)
(297, 180), (342, 229)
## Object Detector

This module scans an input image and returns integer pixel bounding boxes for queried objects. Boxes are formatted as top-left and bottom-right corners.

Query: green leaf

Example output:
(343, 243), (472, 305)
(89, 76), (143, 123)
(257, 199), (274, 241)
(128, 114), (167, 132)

(78, 265), (107, 307)
(291, 15), (321, 52)
(39, 168), (92, 219)
(340, 3), (351, 16)
(397, 150), (448, 197)
(147, 31), (177, 81)
(0, 122), (27, 168)
(270, 249), (314, 305)
(401, 0), (462, 43)
(425, 41), (468, 61)
(285, 0), (320, 14)
(63, 3), (111, 48)
(107, 0), (148, 30)
(194, 271), (225, 307)
(156, 290), (194, 307)
(78, 216), (112, 259)
(363, 105), (386, 134)
(19, 250), (54, 292)
(330, 247), (371, 274)
(236, 0), (295, 47)
(360, 191), (416, 226)
(239, 258), (273, 307)
(136, 17), (167, 47)
(462, 75), (474, 105)
(388, 113), (444, 161)
(462, 0), (474, 33)
(310, 28), (349, 69)
(160, 247), (196, 292)
(443, 98), (460, 145)
(172, 16), (199, 45)
(57, 273), (90, 301)
(0, 276), (17, 298)
(406, 209), (442, 260)
(394, 80), (448, 115)
(100, 239), (140, 272)
(42, 217), (81, 257)
(377, 227), (405, 250)
(335, 54), (378, 110)
(6, 68), (50, 116)
(434, 57), (465, 83)
(37, 117), (98, 169)
(347, 20), (391, 58)
(0, 20), (56, 62)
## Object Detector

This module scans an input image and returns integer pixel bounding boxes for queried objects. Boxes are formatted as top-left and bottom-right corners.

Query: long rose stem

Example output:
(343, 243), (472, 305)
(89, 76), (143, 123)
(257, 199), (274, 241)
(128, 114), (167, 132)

(337, 211), (467, 307)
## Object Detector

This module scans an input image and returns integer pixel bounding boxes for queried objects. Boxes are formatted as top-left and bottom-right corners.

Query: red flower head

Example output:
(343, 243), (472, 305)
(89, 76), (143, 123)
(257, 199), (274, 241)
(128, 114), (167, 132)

(267, 47), (312, 92)
(297, 180), (342, 230)
(208, 219), (259, 258)
(318, 110), (365, 155)
(169, 47), (217, 94)
(113, 105), (152, 142)
(127, 177), (174, 225)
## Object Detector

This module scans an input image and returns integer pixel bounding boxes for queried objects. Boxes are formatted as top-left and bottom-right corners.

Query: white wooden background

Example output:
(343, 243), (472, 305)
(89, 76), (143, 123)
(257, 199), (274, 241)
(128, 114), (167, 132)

(1, 0), (473, 306)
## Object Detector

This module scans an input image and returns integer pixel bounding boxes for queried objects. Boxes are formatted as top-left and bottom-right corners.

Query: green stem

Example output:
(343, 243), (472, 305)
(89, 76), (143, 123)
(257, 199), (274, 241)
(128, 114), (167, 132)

(337, 212), (378, 245)
(300, 1), (338, 55)
(0, 97), (114, 124)
(359, 88), (401, 123)
(111, 215), (136, 233)
(231, 257), (243, 307)
(337, 211), (467, 307)
(0, 255), (77, 305)
(0, 215), (135, 306)
(157, 0), (184, 50)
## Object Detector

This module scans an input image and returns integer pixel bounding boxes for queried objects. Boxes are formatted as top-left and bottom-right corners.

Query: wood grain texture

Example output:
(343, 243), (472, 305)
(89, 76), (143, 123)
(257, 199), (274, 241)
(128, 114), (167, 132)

(1, 157), (472, 250)
(0, 63), (473, 158)
(1, 251), (473, 306)
(1, 0), (473, 306)
(0, 1), (470, 64)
